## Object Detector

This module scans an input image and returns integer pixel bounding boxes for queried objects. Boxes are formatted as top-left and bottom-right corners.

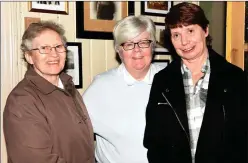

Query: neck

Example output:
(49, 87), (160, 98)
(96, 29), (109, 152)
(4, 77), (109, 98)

(128, 66), (150, 81)
(182, 51), (208, 75)
(40, 74), (59, 86)
(44, 75), (59, 86)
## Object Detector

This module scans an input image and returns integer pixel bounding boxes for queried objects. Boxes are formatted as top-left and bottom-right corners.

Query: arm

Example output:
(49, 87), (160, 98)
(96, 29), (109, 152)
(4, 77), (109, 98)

(3, 95), (67, 163)
(143, 74), (164, 162)
(236, 71), (248, 163)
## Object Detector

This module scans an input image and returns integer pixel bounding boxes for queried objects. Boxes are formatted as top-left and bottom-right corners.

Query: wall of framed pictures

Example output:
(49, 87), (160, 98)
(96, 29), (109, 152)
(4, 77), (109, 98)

(0, 2), (206, 163)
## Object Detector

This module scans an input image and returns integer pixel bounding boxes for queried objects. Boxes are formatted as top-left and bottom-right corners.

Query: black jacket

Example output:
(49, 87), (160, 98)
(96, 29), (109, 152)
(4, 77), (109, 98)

(144, 49), (248, 163)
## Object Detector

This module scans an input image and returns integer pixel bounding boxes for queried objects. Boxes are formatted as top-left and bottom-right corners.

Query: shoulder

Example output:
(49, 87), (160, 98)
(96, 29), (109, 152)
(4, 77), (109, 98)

(83, 66), (120, 97)
(4, 78), (40, 117)
(91, 66), (120, 86)
(209, 49), (245, 76)
(154, 59), (181, 78)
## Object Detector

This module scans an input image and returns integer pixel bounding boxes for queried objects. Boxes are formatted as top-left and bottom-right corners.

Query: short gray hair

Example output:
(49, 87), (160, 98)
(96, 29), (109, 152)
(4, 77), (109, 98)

(21, 21), (67, 62)
(113, 15), (156, 52)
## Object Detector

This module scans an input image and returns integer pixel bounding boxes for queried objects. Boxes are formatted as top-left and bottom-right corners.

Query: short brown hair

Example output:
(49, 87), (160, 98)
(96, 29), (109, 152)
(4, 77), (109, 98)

(166, 2), (209, 31)
(164, 2), (212, 51)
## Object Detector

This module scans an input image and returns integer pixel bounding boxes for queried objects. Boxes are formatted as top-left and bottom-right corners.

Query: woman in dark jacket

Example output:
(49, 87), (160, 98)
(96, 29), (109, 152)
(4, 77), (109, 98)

(3, 21), (95, 163)
(144, 2), (248, 163)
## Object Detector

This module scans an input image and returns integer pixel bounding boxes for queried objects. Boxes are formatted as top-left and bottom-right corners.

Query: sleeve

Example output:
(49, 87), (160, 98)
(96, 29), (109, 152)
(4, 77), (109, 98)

(82, 76), (103, 130)
(237, 71), (248, 162)
(3, 95), (67, 163)
(143, 73), (164, 162)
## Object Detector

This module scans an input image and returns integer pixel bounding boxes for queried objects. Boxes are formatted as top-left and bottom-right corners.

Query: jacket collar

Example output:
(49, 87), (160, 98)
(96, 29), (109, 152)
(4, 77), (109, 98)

(162, 48), (228, 136)
(25, 67), (74, 95)
(169, 48), (228, 76)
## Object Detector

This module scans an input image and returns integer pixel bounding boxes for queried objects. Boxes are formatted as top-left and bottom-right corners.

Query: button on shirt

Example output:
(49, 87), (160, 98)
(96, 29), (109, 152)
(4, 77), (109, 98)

(181, 57), (210, 162)
(83, 63), (164, 163)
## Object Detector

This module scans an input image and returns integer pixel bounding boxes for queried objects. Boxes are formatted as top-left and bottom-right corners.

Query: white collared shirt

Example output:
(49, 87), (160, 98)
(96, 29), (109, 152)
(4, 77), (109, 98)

(120, 63), (159, 86)
(83, 63), (164, 163)
(58, 78), (64, 89)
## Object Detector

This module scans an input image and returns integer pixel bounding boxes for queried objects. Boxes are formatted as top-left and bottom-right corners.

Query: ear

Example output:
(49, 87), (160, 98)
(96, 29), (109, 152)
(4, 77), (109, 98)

(24, 52), (34, 65)
(205, 26), (209, 37)
(117, 47), (124, 60)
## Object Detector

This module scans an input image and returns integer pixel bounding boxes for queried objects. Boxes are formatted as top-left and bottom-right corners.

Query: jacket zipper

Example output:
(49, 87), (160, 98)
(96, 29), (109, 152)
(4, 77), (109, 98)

(162, 92), (191, 144)
(222, 105), (226, 122)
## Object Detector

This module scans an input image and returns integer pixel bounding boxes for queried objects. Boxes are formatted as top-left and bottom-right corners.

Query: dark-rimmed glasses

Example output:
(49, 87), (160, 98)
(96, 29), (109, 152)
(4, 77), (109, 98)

(120, 40), (153, 51)
(30, 44), (67, 54)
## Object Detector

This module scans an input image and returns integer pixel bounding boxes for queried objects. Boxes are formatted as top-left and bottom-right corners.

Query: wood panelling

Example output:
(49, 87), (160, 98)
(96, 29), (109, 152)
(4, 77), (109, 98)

(226, 2), (245, 69)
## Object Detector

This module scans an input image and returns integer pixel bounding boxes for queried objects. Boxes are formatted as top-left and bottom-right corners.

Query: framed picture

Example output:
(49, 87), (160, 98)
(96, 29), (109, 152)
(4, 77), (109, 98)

(24, 17), (41, 30)
(65, 42), (83, 89)
(76, 2), (134, 39)
(28, 1), (69, 15)
(155, 22), (169, 53)
(153, 52), (172, 69)
(141, 1), (172, 16)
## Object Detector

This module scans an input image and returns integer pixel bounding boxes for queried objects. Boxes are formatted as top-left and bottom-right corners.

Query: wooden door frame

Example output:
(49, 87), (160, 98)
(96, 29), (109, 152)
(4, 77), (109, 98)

(226, 2), (245, 70)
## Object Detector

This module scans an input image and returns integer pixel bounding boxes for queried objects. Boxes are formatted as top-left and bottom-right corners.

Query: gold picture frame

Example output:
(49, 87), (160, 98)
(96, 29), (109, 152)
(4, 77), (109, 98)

(76, 2), (133, 39)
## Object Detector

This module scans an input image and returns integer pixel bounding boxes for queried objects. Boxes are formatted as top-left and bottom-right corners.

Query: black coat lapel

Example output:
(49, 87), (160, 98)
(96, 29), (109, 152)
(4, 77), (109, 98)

(163, 60), (190, 135)
(195, 49), (227, 159)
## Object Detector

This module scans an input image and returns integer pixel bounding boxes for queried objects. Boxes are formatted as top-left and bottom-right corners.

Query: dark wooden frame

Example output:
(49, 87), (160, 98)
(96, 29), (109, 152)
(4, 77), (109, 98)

(28, 2), (69, 15)
(76, 2), (134, 39)
(65, 42), (83, 89)
(141, 1), (173, 16)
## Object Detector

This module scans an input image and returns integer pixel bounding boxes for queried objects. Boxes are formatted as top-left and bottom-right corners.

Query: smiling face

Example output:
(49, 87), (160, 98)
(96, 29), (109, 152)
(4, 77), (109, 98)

(170, 24), (209, 62)
(118, 30), (153, 78)
(25, 29), (66, 81)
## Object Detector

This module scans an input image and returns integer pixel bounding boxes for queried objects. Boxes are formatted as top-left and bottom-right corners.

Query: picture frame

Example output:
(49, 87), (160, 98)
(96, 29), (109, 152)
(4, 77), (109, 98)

(28, 1), (69, 15)
(141, 1), (172, 16)
(65, 42), (83, 89)
(153, 52), (172, 68)
(24, 17), (41, 30)
(76, 2), (134, 39)
(155, 22), (169, 53)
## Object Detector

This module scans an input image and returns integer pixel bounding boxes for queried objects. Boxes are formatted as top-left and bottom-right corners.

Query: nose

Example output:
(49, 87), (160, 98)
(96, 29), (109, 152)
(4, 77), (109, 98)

(181, 35), (189, 46)
(133, 43), (141, 52)
(49, 47), (59, 57)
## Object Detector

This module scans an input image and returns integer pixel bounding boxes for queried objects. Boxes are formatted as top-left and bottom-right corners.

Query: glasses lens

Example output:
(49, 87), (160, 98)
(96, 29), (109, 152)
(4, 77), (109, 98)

(55, 44), (66, 53)
(123, 43), (134, 50)
(39, 46), (51, 54)
(138, 40), (151, 48)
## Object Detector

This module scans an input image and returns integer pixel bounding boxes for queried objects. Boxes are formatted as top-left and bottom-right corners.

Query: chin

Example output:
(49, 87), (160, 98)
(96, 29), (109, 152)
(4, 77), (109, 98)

(134, 65), (149, 71)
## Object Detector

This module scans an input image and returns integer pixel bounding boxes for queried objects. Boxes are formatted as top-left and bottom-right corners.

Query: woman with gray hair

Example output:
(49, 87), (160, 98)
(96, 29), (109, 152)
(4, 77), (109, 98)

(3, 21), (95, 163)
(83, 15), (164, 163)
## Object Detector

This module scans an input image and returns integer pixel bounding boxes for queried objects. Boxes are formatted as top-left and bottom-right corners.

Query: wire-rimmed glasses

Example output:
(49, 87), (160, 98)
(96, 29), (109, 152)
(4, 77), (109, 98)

(30, 44), (67, 54)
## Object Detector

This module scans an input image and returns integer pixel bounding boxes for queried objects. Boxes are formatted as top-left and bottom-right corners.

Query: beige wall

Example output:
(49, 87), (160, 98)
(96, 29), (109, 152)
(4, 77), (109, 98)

(0, 2), (198, 163)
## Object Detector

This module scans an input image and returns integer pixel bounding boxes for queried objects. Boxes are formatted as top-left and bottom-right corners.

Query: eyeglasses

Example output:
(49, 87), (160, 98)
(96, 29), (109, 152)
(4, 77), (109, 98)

(30, 44), (67, 54)
(120, 40), (153, 51)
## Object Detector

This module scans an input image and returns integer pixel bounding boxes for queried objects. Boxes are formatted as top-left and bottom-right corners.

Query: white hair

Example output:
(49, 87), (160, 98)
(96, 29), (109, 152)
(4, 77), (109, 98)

(113, 15), (156, 52)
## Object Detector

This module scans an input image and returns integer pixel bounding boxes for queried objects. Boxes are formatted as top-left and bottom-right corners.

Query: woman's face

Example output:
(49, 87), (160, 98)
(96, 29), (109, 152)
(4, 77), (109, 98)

(118, 31), (153, 77)
(25, 29), (66, 81)
(170, 24), (208, 62)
